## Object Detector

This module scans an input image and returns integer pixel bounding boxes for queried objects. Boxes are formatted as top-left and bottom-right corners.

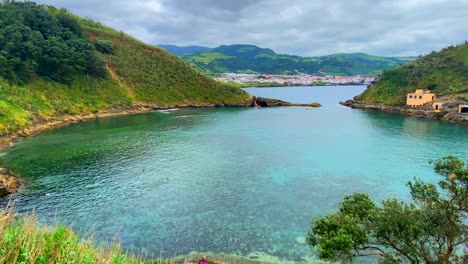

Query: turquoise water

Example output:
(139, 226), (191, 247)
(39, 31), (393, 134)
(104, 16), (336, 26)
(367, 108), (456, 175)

(0, 86), (467, 261)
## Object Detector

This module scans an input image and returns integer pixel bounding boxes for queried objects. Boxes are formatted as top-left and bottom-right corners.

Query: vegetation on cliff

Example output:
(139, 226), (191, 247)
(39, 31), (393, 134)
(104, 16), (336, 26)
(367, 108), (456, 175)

(0, 2), (251, 136)
(161, 44), (414, 76)
(356, 42), (468, 105)
(308, 156), (468, 263)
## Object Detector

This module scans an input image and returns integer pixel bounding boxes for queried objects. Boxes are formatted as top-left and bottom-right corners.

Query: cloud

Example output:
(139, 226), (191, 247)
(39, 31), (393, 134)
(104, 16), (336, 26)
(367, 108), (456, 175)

(34, 0), (468, 56)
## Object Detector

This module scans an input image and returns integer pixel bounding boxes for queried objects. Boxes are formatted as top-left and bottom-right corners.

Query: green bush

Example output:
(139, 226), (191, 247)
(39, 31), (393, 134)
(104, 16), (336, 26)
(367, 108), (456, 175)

(309, 156), (468, 263)
(95, 39), (114, 54)
(0, 2), (107, 83)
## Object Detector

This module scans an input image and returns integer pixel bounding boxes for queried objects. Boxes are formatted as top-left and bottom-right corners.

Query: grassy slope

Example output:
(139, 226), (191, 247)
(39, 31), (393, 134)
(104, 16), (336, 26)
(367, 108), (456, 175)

(356, 43), (468, 105)
(0, 16), (251, 135)
(0, 78), (130, 134)
(80, 19), (250, 106)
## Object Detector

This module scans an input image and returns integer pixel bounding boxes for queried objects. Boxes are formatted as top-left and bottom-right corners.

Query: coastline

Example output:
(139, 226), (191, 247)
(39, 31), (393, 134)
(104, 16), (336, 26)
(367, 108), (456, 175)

(340, 99), (468, 125)
(0, 96), (321, 149)
(0, 96), (321, 197)
(0, 103), (245, 149)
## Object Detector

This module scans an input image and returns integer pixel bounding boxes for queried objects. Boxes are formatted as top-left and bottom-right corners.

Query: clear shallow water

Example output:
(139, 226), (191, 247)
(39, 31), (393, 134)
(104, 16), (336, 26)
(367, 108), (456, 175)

(0, 86), (467, 261)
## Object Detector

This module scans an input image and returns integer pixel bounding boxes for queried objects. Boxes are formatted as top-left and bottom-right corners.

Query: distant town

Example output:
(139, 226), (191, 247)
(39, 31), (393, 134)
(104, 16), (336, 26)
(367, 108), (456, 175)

(215, 73), (376, 87)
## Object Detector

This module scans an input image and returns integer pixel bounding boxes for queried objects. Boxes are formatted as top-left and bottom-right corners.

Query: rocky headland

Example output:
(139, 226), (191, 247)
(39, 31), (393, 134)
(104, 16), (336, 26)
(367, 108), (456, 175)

(340, 99), (468, 124)
(252, 97), (321, 108)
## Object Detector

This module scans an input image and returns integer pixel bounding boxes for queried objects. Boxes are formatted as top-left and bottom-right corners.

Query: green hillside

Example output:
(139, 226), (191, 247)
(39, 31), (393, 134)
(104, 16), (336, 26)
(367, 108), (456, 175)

(0, 2), (251, 135)
(356, 42), (468, 105)
(170, 44), (413, 76)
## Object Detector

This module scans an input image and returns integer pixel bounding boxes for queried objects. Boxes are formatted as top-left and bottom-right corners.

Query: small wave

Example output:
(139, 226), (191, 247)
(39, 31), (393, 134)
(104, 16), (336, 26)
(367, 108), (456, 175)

(158, 108), (180, 113)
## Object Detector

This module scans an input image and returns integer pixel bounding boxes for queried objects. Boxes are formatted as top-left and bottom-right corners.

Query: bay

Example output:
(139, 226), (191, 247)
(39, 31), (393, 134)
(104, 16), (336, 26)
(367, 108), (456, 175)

(1, 85), (466, 261)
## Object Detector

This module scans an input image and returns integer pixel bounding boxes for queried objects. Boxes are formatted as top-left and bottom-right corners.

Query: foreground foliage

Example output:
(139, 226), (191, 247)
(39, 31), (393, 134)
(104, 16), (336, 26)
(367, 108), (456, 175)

(357, 42), (468, 105)
(0, 207), (158, 264)
(308, 156), (468, 263)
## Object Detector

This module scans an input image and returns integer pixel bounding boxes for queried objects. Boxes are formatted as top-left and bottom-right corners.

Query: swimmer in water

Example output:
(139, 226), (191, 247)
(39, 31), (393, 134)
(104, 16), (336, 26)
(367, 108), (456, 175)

(164, 178), (169, 183)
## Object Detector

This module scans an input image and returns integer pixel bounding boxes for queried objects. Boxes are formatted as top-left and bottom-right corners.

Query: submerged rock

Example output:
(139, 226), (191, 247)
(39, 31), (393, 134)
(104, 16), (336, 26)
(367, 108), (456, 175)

(0, 168), (20, 198)
(295, 236), (306, 244)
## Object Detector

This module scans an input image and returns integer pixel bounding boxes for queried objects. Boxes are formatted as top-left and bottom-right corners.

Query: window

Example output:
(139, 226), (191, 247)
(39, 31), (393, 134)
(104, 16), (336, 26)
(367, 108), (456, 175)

(419, 96), (423, 99)
(409, 95), (413, 98)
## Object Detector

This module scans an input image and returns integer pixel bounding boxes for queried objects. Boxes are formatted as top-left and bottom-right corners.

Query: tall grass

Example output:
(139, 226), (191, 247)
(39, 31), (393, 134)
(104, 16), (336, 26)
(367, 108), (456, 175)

(0, 205), (158, 264)
(0, 203), (336, 264)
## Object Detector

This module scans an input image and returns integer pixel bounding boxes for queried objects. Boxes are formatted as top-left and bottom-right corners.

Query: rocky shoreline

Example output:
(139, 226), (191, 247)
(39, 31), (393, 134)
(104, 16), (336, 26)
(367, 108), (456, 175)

(0, 168), (20, 197)
(254, 97), (321, 107)
(340, 100), (468, 124)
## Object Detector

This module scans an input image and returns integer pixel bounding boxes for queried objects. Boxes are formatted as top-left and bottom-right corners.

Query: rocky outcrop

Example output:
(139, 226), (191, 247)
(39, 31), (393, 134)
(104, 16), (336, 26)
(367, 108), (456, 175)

(0, 168), (20, 197)
(253, 96), (321, 107)
(310, 102), (322, 107)
(340, 100), (468, 124)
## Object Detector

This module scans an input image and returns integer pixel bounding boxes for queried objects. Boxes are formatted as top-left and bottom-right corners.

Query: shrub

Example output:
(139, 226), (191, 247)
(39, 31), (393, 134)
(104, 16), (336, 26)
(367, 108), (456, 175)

(95, 40), (114, 54)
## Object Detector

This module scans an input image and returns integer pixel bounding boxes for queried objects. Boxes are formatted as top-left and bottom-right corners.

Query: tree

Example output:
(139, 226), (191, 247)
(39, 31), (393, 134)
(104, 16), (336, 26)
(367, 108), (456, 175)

(0, 2), (107, 83)
(308, 156), (468, 263)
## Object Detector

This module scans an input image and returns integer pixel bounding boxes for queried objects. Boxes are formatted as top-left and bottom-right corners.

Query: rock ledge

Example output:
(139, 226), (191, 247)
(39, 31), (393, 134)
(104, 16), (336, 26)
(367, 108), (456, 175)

(0, 168), (20, 198)
(253, 97), (321, 107)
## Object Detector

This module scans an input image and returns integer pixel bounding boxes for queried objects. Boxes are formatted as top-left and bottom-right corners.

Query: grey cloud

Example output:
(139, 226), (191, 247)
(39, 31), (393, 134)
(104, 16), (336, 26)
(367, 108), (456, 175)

(34, 0), (468, 56)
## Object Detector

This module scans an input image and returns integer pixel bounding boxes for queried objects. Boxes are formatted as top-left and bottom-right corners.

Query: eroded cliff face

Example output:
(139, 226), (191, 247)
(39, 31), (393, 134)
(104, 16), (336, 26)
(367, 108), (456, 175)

(0, 168), (20, 198)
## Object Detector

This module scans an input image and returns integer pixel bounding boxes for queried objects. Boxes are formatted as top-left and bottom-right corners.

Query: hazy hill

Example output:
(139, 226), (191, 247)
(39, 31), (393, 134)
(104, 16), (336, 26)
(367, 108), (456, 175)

(356, 42), (468, 105)
(0, 2), (251, 135)
(159, 44), (211, 55)
(162, 44), (414, 76)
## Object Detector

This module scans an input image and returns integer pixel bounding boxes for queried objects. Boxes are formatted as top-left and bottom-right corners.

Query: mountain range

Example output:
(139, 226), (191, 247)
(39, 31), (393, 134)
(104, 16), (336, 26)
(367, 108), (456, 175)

(159, 44), (415, 76)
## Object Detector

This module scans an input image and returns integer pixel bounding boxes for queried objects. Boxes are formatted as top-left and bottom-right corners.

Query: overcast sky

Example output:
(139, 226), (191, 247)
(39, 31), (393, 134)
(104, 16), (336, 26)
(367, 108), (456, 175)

(35, 0), (468, 57)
